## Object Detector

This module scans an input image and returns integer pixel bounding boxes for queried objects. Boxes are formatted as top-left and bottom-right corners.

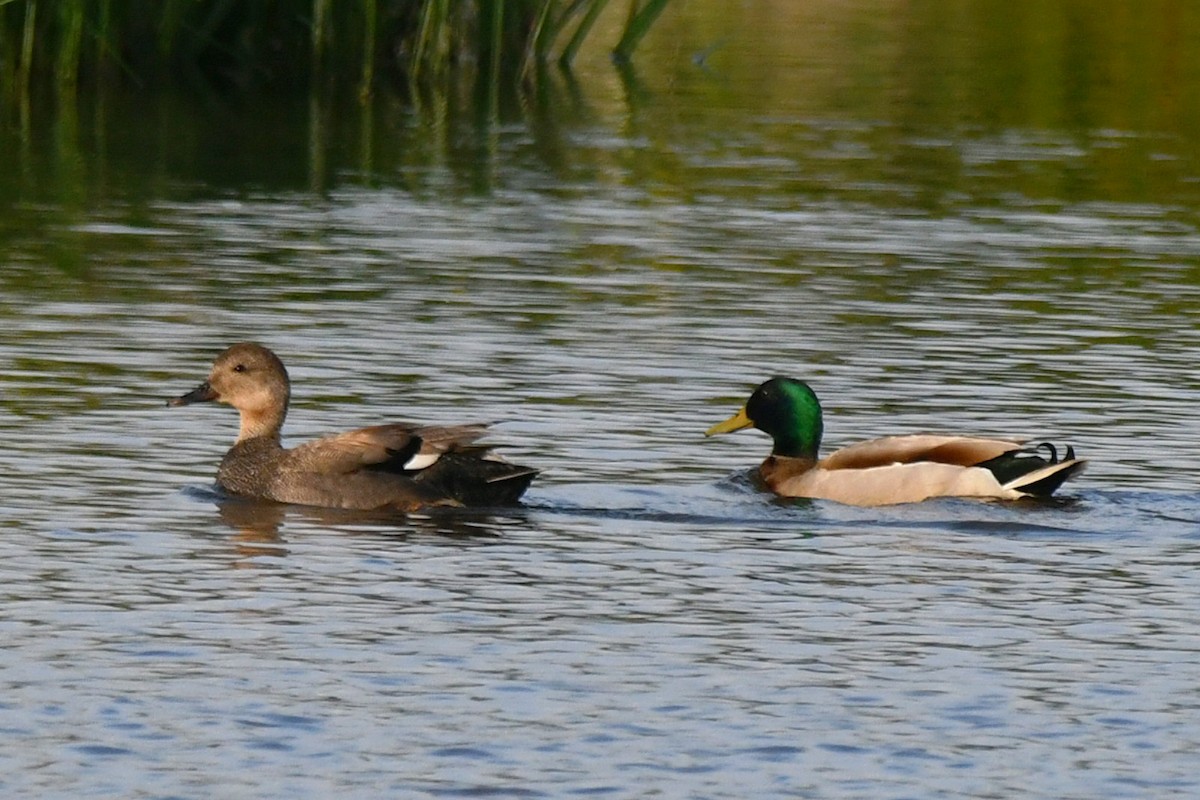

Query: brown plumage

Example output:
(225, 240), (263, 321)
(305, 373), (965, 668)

(168, 343), (537, 511)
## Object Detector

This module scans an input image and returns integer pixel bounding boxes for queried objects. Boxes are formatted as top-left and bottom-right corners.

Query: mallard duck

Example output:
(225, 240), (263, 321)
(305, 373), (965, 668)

(168, 343), (537, 511)
(706, 377), (1085, 506)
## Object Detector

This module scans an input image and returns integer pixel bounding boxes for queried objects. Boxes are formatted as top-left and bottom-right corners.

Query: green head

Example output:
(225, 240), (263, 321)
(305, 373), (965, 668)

(706, 377), (824, 459)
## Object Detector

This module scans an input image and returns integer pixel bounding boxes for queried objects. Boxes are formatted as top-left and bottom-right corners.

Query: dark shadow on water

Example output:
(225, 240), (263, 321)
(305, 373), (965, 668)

(180, 484), (537, 543)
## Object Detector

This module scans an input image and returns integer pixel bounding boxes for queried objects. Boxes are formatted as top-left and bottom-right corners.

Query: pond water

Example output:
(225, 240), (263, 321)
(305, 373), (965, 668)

(3, 2), (1200, 797)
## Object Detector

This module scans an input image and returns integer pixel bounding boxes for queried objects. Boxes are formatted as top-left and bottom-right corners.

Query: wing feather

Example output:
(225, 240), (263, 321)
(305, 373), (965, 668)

(288, 422), (494, 475)
(820, 434), (1023, 471)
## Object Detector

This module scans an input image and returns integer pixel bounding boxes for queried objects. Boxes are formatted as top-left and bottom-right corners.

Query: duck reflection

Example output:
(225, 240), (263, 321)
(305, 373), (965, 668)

(216, 496), (290, 557)
(214, 492), (522, 553)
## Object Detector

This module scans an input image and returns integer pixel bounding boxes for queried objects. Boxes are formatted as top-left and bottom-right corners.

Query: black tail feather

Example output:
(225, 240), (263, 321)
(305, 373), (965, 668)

(1015, 460), (1086, 498)
(414, 453), (538, 506)
(977, 441), (1084, 498)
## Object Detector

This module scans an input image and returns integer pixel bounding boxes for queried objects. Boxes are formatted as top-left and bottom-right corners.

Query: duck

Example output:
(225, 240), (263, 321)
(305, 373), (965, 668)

(168, 342), (538, 511)
(705, 377), (1085, 506)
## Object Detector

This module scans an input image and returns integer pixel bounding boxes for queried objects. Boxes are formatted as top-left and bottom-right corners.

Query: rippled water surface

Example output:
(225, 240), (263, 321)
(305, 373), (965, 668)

(4, 4), (1200, 798)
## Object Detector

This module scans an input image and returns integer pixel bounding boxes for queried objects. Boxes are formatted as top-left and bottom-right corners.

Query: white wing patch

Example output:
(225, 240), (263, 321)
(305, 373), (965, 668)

(403, 452), (442, 471)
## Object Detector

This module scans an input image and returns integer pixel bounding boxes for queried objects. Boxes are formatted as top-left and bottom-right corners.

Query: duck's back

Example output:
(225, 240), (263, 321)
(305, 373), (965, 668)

(819, 434), (1021, 470)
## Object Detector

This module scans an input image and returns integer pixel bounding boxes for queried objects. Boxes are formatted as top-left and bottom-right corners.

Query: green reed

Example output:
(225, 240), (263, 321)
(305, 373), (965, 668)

(0, 0), (670, 106)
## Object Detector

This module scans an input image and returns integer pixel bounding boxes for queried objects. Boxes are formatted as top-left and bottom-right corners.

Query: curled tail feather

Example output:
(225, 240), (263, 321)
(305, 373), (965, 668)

(978, 442), (1086, 499)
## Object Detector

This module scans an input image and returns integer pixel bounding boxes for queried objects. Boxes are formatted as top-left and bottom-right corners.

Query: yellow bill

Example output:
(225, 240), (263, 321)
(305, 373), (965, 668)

(705, 406), (753, 436)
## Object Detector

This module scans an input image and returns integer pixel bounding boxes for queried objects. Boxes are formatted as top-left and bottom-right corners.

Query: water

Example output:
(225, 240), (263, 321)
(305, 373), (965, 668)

(4, 3), (1200, 797)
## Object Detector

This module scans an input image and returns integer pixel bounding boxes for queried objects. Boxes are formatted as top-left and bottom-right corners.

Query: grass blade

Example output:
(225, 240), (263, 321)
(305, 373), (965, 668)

(613, 0), (669, 63)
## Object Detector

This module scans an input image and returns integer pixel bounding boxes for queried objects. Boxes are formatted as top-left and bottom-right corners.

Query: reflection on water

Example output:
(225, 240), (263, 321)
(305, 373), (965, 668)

(214, 490), (527, 548)
(3, 2), (1200, 797)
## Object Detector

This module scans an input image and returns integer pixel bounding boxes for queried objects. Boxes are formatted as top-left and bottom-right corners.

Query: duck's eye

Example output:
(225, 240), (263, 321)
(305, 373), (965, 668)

(233, 363), (247, 373)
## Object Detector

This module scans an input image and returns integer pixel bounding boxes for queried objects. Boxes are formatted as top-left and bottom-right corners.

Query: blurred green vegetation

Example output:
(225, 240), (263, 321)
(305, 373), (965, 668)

(2, 1), (1200, 307)
(1, 0), (1198, 210)
(0, 0), (670, 102)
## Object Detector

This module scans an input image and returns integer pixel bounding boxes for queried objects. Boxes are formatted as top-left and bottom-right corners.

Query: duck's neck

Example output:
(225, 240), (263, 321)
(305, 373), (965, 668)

(237, 407), (286, 444)
(771, 423), (821, 460)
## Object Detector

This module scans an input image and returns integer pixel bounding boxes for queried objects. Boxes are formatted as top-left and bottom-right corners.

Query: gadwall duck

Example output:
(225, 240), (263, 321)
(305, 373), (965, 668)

(706, 377), (1085, 506)
(168, 343), (538, 511)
